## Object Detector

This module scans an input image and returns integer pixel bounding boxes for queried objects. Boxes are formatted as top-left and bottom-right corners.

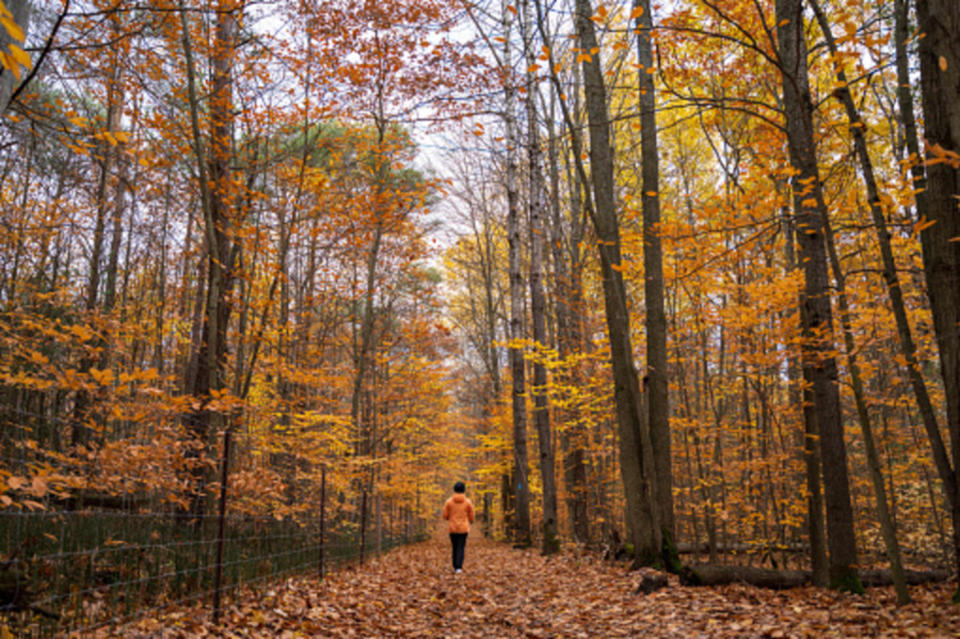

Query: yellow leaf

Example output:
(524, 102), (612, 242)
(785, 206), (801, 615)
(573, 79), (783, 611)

(8, 43), (29, 69)
(576, 53), (592, 63)
(0, 51), (20, 80)
(914, 217), (938, 233)
(939, 56), (947, 71)
(71, 324), (95, 341)
(778, 18), (790, 27)
(0, 14), (24, 42)
(527, 63), (540, 72)
(801, 198), (818, 207)
(507, 5), (517, 15)
(90, 367), (115, 386)
(630, 6), (644, 19)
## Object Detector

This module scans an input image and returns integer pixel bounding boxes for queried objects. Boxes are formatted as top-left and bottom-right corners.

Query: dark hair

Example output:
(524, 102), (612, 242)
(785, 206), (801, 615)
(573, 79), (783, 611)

(453, 481), (466, 493)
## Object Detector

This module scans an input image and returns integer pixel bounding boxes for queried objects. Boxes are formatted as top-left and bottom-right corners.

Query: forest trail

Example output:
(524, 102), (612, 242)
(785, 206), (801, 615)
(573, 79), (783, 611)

(116, 528), (959, 638)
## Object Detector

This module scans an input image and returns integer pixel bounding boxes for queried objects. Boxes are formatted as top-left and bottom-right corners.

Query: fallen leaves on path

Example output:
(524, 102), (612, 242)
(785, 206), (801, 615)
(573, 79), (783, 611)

(115, 533), (958, 637)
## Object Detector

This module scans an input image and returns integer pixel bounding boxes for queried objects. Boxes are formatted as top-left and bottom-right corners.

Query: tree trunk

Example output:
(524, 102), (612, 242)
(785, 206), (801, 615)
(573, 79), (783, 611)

(503, 0), (531, 547)
(179, 0), (239, 519)
(914, 0), (960, 600)
(521, 0), (558, 555)
(775, 0), (861, 593)
(822, 218), (910, 602)
(884, 1), (957, 515)
(633, 0), (674, 544)
(810, 0), (913, 603)
(546, 89), (589, 545)
(72, 55), (122, 449)
(782, 204), (828, 587)
(572, 0), (660, 564)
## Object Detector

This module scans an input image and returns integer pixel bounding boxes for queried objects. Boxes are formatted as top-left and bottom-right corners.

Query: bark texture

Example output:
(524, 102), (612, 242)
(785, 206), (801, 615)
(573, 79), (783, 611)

(774, 0), (861, 592)
(914, 0), (960, 597)
(573, 0), (660, 563)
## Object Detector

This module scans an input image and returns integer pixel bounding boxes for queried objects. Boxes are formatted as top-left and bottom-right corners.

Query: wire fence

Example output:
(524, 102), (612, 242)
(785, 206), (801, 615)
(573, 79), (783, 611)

(0, 404), (429, 637)
(1, 493), (422, 636)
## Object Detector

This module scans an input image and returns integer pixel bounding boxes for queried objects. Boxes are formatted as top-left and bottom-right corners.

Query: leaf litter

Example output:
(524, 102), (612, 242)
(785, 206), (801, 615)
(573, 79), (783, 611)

(113, 533), (958, 638)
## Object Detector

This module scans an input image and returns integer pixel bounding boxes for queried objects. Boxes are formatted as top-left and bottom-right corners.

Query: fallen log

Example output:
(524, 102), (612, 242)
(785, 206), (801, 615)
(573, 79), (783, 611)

(859, 568), (952, 587)
(684, 565), (809, 589)
(676, 542), (808, 554)
(681, 565), (951, 589)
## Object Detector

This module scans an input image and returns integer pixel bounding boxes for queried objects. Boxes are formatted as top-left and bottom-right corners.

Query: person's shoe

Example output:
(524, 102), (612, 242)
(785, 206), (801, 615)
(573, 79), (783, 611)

(455, 568), (462, 574)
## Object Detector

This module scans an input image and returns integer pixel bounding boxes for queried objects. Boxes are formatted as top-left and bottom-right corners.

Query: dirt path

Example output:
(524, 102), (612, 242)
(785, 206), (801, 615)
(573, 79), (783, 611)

(120, 532), (958, 637)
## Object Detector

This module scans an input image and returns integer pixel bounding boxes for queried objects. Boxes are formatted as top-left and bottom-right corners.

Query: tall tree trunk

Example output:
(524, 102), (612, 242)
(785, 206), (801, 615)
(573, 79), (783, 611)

(350, 218), (384, 455)
(571, 0), (660, 564)
(179, 0), (238, 519)
(72, 41), (123, 448)
(546, 90), (589, 545)
(521, 0), (558, 554)
(775, 0), (861, 593)
(821, 206), (910, 603)
(633, 0), (674, 546)
(810, 0), (921, 602)
(154, 178), (171, 375)
(782, 202), (828, 586)
(892, 0), (958, 528)
(503, 0), (531, 546)
(913, 0), (960, 600)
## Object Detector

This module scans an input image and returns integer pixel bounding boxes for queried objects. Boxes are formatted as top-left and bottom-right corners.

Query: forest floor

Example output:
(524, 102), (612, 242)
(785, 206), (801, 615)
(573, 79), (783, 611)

(116, 530), (959, 638)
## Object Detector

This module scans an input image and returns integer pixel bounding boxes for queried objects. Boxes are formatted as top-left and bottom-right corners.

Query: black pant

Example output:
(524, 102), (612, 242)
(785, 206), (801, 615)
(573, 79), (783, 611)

(450, 533), (467, 570)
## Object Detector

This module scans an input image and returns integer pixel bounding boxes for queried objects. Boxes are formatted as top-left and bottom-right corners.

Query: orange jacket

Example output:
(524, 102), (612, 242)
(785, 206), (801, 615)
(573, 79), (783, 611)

(442, 493), (475, 533)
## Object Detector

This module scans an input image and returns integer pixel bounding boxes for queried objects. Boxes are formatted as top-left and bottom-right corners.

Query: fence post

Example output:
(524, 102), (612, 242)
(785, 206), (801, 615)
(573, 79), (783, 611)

(359, 489), (367, 564)
(319, 465), (326, 579)
(213, 427), (231, 625)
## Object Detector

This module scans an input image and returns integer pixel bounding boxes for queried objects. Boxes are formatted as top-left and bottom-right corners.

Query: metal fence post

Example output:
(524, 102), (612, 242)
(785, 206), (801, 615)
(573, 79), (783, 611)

(319, 465), (326, 579)
(212, 427), (231, 625)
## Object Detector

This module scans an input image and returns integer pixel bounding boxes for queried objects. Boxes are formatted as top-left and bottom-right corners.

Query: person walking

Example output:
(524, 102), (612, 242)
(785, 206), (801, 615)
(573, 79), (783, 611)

(442, 481), (475, 573)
